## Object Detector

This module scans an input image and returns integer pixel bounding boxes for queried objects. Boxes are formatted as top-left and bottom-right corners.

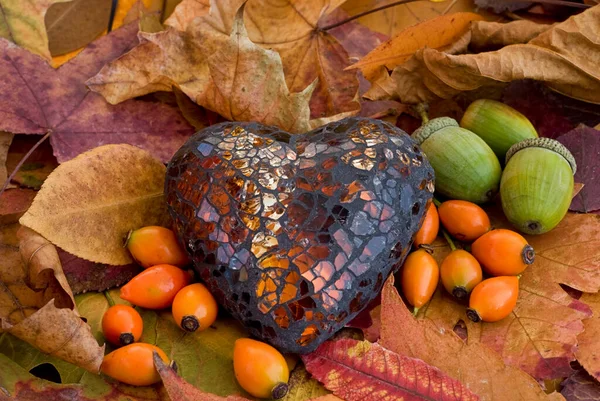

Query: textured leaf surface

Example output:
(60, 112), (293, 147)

(561, 370), (600, 401)
(350, 12), (484, 81)
(0, 22), (193, 163)
(366, 6), (600, 104)
(417, 208), (600, 380)
(0, 224), (104, 373)
(576, 292), (600, 380)
(302, 338), (479, 401)
(0, 188), (36, 225)
(281, 366), (333, 401)
(5, 135), (58, 190)
(557, 126), (600, 213)
(0, 0), (72, 59)
(19, 144), (168, 265)
(0, 132), (12, 188)
(89, 5), (315, 133)
(380, 276), (564, 401)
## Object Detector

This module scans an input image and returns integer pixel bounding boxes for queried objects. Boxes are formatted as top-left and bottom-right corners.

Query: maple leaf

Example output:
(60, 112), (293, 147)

(0, 0), (72, 60)
(415, 206), (600, 380)
(0, 21), (194, 163)
(379, 276), (565, 401)
(557, 126), (600, 213)
(365, 6), (600, 104)
(0, 222), (104, 373)
(89, 4), (315, 133)
(302, 338), (479, 401)
(576, 292), (600, 381)
(19, 144), (169, 265)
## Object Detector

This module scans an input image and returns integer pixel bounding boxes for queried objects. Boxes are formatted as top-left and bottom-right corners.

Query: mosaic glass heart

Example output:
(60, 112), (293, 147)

(165, 117), (434, 353)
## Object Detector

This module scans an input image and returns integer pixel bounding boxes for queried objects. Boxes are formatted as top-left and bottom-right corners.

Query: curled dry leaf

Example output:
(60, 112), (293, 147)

(557, 126), (600, 213)
(366, 5), (600, 104)
(0, 0), (72, 60)
(302, 338), (479, 401)
(19, 144), (169, 265)
(0, 22), (193, 163)
(561, 369), (600, 401)
(349, 12), (484, 81)
(89, 4), (315, 133)
(380, 277), (564, 401)
(469, 20), (554, 50)
(0, 224), (103, 373)
(576, 292), (600, 380)
(417, 207), (600, 380)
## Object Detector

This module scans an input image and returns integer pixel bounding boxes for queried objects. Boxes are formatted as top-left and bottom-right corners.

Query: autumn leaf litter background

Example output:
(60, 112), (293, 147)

(0, 0), (599, 400)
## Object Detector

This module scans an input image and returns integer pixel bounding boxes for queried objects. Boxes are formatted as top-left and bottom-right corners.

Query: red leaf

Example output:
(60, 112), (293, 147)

(557, 125), (600, 213)
(0, 22), (194, 163)
(0, 188), (36, 224)
(561, 370), (600, 401)
(152, 352), (250, 401)
(302, 338), (479, 401)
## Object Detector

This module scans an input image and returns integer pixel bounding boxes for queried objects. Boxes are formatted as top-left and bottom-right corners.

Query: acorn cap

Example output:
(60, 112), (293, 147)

(412, 117), (459, 145)
(505, 137), (577, 175)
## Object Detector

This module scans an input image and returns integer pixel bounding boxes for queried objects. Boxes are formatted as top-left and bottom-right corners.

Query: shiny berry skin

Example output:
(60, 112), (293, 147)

(233, 338), (289, 399)
(471, 229), (534, 276)
(401, 249), (439, 313)
(440, 250), (483, 299)
(126, 226), (189, 268)
(120, 264), (191, 309)
(467, 276), (519, 323)
(413, 202), (439, 248)
(101, 343), (169, 386)
(102, 305), (143, 346)
(438, 200), (491, 242)
(172, 283), (218, 332)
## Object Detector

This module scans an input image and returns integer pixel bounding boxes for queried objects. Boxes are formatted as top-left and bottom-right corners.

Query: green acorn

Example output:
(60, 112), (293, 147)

(460, 99), (538, 160)
(412, 117), (502, 204)
(501, 138), (576, 235)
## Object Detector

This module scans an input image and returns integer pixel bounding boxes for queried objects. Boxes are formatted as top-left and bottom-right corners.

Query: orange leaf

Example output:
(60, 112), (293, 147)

(349, 12), (484, 81)
(380, 276), (564, 401)
(418, 207), (600, 380)
(576, 292), (600, 380)
(302, 338), (479, 401)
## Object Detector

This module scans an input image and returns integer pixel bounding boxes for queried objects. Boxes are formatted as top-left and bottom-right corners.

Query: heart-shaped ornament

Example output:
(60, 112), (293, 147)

(165, 117), (434, 353)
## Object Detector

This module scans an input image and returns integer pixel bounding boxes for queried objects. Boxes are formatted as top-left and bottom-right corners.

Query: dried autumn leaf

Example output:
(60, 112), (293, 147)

(282, 365), (334, 401)
(366, 6), (600, 104)
(0, 224), (103, 373)
(561, 370), (600, 401)
(0, 132), (12, 188)
(0, 189), (36, 225)
(557, 126), (600, 213)
(89, 5), (315, 133)
(0, 22), (193, 163)
(302, 338), (479, 401)
(163, 0), (208, 30)
(5, 136), (58, 190)
(349, 12), (484, 81)
(417, 207), (600, 380)
(469, 20), (554, 50)
(380, 277), (564, 401)
(0, 0), (72, 60)
(153, 353), (250, 401)
(576, 292), (600, 380)
(19, 144), (168, 265)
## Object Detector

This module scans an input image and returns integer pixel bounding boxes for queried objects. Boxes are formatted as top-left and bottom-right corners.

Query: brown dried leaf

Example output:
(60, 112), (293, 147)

(366, 6), (600, 104)
(561, 370), (600, 401)
(89, 5), (315, 133)
(0, 189), (36, 225)
(350, 12), (484, 81)
(380, 276), (565, 401)
(0, 225), (103, 373)
(19, 144), (168, 265)
(576, 292), (600, 380)
(164, 0), (209, 30)
(0, 132), (12, 188)
(470, 20), (554, 50)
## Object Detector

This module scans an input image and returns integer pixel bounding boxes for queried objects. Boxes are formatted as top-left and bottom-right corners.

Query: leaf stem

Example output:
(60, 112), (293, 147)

(432, 198), (442, 207)
(442, 229), (457, 251)
(415, 103), (429, 124)
(0, 131), (51, 198)
(104, 290), (116, 307)
(320, 0), (421, 31)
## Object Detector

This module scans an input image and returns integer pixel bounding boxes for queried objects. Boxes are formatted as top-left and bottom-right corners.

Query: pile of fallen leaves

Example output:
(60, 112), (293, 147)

(1, 0), (600, 400)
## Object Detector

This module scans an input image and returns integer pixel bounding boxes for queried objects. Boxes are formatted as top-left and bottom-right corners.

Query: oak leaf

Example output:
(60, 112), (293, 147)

(416, 208), (600, 380)
(0, 223), (104, 373)
(349, 12), (484, 81)
(302, 338), (479, 401)
(557, 126), (600, 213)
(0, 0), (72, 60)
(0, 21), (193, 163)
(380, 276), (565, 401)
(20, 144), (169, 265)
(576, 292), (600, 380)
(89, 4), (315, 133)
(365, 5), (600, 104)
